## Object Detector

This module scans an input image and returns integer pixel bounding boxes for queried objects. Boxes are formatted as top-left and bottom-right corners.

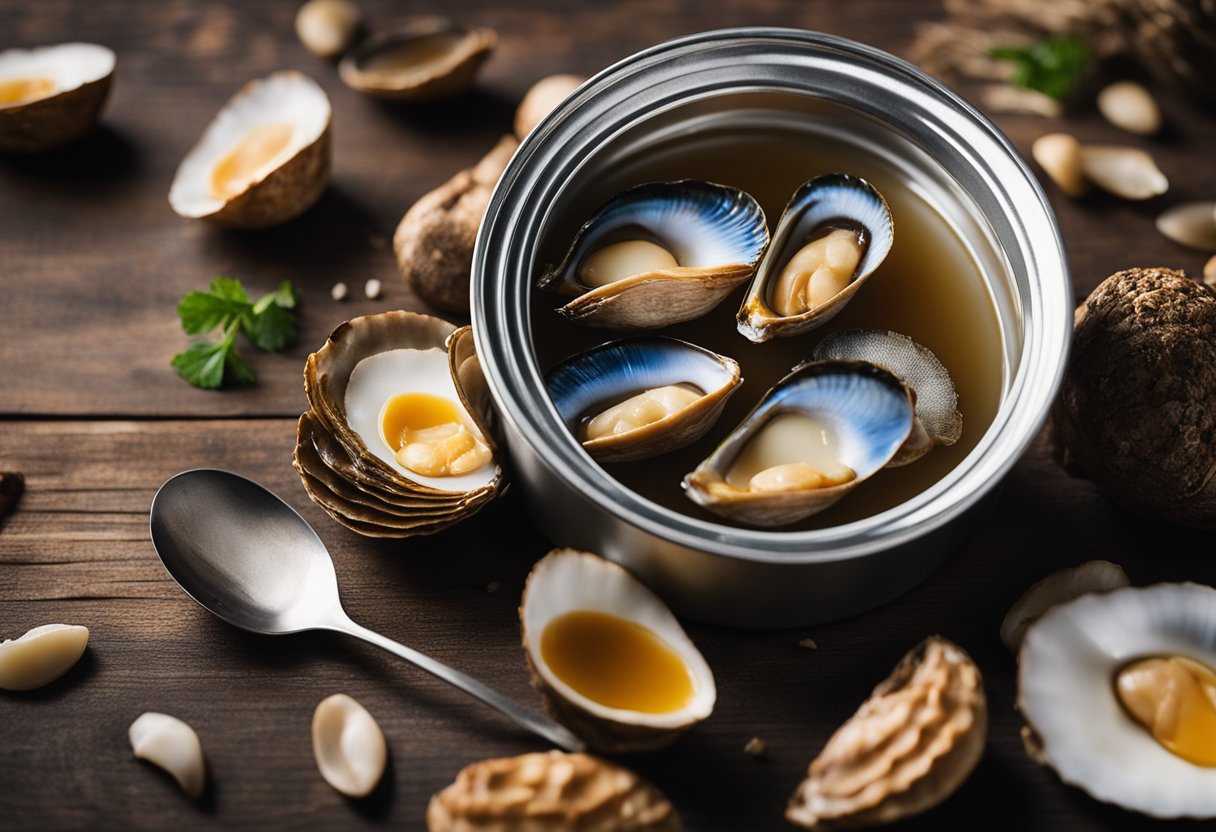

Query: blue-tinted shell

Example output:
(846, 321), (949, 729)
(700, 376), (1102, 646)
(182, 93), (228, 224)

(545, 336), (742, 463)
(738, 174), (893, 343)
(538, 181), (769, 329)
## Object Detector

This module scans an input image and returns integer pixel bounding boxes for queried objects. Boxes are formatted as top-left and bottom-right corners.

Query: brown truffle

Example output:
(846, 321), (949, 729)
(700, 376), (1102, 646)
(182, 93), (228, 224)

(1058, 267), (1216, 527)
(393, 135), (517, 314)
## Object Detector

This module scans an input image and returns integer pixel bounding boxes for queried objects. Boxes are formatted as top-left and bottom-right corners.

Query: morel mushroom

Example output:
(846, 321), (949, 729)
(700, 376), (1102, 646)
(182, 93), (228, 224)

(1058, 268), (1216, 527)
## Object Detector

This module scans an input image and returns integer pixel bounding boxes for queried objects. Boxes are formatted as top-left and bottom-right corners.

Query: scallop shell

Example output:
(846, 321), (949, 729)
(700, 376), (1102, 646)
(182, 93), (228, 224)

(738, 174), (893, 343)
(0, 43), (114, 153)
(338, 18), (495, 102)
(520, 549), (716, 753)
(169, 71), (331, 229)
(544, 337), (742, 463)
(683, 360), (915, 527)
(538, 181), (768, 329)
(1018, 582), (1216, 819)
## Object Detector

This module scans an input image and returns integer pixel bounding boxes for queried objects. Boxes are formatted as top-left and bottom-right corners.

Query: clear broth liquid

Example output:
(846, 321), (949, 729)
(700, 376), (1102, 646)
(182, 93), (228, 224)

(531, 126), (1004, 530)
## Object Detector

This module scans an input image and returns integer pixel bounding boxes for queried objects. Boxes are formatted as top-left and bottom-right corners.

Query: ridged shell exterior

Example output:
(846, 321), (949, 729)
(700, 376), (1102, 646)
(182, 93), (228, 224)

(427, 751), (683, 831)
(787, 636), (987, 830)
(738, 174), (893, 342)
(339, 18), (495, 102)
(544, 337), (742, 463)
(0, 43), (114, 153)
(520, 549), (716, 753)
(538, 180), (768, 329)
(295, 312), (504, 538)
(683, 360), (915, 527)
(1018, 583), (1216, 819)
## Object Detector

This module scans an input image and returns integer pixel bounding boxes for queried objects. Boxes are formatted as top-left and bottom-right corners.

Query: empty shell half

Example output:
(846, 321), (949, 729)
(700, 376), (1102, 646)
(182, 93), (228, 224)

(520, 548), (716, 753)
(0, 623), (89, 691)
(169, 71), (331, 229)
(544, 336), (742, 463)
(999, 560), (1129, 652)
(339, 18), (495, 102)
(787, 636), (986, 829)
(312, 693), (387, 798)
(738, 174), (893, 343)
(129, 712), (206, 800)
(0, 43), (114, 153)
(537, 180), (768, 329)
(427, 751), (683, 831)
(683, 360), (916, 527)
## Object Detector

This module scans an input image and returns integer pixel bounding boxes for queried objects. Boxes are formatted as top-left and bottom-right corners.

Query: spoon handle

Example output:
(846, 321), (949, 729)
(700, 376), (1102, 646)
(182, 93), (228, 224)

(336, 618), (585, 753)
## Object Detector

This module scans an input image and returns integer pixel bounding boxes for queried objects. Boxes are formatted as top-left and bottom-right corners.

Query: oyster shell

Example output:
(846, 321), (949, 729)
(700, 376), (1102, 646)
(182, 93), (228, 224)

(427, 751), (682, 831)
(338, 18), (495, 102)
(520, 549), (715, 753)
(169, 71), (331, 229)
(683, 360), (916, 527)
(808, 329), (962, 456)
(1018, 582), (1216, 819)
(0, 43), (114, 153)
(544, 337), (742, 463)
(786, 636), (987, 830)
(738, 174), (893, 343)
(537, 181), (768, 329)
(296, 312), (504, 537)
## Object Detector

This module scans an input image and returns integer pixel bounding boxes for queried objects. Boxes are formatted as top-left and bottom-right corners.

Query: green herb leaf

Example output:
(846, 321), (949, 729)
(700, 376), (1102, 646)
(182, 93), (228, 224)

(990, 36), (1089, 101)
(209, 277), (250, 304)
(171, 341), (231, 389)
(176, 291), (249, 335)
(244, 302), (297, 352)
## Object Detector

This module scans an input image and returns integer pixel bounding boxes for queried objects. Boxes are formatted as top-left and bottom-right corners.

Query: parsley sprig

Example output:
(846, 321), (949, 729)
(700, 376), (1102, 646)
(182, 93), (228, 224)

(990, 36), (1090, 102)
(172, 277), (299, 389)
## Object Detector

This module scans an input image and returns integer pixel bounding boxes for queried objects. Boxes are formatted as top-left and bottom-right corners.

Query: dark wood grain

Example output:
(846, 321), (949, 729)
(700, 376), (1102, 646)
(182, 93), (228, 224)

(3, 0), (1216, 830)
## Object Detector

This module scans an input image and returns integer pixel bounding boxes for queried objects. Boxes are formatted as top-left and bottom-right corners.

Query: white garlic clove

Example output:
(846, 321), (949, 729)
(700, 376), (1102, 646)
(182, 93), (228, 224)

(0, 623), (89, 691)
(1079, 145), (1169, 201)
(1031, 133), (1089, 198)
(1097, 81), (1161, 136)
(1156, 201), (1216, 252)
(311, 693), (387, 798)
(1000, 560), (1129, 652)
(129, 712), (206, 800)
(296, 0), (361, 59)
(364, 278), (382, 300)
(514, 74), (585, 140)
(980, 84), (1063, 117)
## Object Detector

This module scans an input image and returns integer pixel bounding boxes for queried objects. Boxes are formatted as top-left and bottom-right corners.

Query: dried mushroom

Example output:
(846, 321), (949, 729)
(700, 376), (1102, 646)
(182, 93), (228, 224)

(1058, 268), (1216, 527)
(394, 135), (517, 314)
(786, 636), (986, 830)
(427, 751), (682, 831)
(514, 74), (584, 140)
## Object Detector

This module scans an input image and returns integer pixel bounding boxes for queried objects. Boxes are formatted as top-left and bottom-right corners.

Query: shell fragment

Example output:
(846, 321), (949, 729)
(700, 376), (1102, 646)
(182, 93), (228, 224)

(999, 560), (1129, 651)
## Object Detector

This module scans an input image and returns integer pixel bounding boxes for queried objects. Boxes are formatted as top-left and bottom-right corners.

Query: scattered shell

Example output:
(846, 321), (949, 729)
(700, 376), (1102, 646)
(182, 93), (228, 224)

(339, 17), (495, 102)
(0, 43), (115, 153)
(312, 693), (387, 798)
(0, 470), (23, 522)
(786, 636), (986, 830)
(331, 281), (348, 301)
(1079, 145), (1168, 201)
(427, 751), (682, 831)
(129, 712), (206, 800)
(0, 623), (89, 691)
(999, 560), (1129, 652)
(544, 337), (742, 463)
(980, 84), (1064, 117)
(394, 135), (517, 314)
(1031, 133), (1089, 198)
(295, 0), (361, 59)
(743, 737), (767, 758)
(1206, 255), (1216, 285)
(1097, 81), (1161, 136)
(168, 71), (332, 229)
(364, 278), (382, 299)
(1156, 201), (1216, 251)
(514, 74), (584, 140)
(521, 549), (716, 753)
(1018, 583), (1216, 819)
(799, 638), (818, 650)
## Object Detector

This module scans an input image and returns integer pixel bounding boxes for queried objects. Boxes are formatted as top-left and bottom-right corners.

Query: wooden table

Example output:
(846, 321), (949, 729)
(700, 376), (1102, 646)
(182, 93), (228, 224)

(3, 1), (1215, 829)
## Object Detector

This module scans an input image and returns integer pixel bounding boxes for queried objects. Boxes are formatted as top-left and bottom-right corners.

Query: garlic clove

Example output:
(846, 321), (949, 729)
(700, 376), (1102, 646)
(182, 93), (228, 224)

(1079, 145), (1169, 201)
(1000, 560), (1129, 652)
(129, 712), (206, 800)
(296, 0), (361, 59)
(311, 693), (387, 798)
(514, 74), (585, 140)
(1156, 201), (1216, 252)
(1097, 81), (1162, 136)
(1031, 133), (1089, 198)
(0, 623), (89, 691)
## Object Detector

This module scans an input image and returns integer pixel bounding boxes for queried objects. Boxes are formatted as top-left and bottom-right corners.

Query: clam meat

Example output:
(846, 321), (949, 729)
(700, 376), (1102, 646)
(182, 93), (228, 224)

(544, 337), (742, 463)
(738, 174), (893, 343)
(683, 360), (915, 527)
(537, 180), (768, 329)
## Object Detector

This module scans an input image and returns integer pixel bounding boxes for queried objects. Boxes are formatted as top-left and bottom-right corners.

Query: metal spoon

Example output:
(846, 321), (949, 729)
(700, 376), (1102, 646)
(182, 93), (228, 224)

(149, 468), (582, 752)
